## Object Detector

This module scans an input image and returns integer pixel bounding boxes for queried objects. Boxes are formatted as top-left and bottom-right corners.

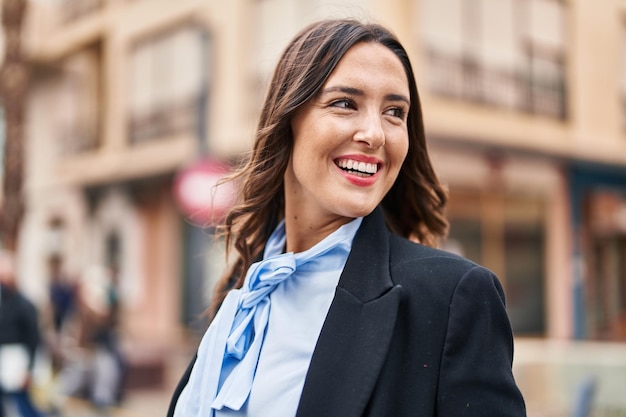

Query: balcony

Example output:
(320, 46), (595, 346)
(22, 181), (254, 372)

(426, 48), (566, 119)
(128, 96), (201, 145)
(58, 123), (100, 155)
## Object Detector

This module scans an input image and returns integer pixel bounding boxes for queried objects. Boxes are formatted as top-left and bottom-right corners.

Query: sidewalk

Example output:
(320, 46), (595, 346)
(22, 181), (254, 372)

(58, 389), (172, 417)
(514, 338), (626, 417)
(31, 346), (191, 417)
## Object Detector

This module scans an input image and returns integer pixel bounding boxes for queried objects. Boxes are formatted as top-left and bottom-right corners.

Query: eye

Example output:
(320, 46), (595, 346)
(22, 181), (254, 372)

(384, 107), (407, 120)
(330, 98), (355, 110)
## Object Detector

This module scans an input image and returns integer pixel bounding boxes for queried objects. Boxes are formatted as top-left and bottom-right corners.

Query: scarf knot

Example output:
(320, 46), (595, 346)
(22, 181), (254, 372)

(225, 253), (296, 361)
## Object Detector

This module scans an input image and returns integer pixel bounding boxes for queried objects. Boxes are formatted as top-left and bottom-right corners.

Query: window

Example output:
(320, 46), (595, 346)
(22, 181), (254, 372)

(56, 45), (102, 155)
(128, 25), (210, 144)
(421, 0), (566, 118)
(504, 216), (546, 334)
(585, 191), (626, 340)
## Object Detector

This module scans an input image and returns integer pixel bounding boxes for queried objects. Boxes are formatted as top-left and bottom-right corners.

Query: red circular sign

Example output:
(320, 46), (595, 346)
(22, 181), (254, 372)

(173, 158), (236, 224)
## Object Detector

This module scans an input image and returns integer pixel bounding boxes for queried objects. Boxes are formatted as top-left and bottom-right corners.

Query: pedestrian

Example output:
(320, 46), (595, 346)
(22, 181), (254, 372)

(88, 264), (126, 407)
(168, 18), (527, 417)
(0, 250), (47, 417)
(45, 255), (76, 374)
(57, 264), (126, 413)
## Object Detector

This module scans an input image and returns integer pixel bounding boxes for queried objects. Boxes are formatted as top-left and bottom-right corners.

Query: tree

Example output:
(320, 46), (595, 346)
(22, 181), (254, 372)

(0, 0), (28, 251)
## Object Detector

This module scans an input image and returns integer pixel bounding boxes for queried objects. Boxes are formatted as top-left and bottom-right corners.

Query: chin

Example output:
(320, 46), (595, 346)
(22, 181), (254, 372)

(339, 204), (377, 219)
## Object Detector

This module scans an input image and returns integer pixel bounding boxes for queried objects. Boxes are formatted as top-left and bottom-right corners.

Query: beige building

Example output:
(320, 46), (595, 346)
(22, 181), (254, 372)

(5, 0), (626, 412)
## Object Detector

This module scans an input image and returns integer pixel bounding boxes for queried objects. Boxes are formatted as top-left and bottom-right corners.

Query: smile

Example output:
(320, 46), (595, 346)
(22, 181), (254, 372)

(335, 158), (379, 177)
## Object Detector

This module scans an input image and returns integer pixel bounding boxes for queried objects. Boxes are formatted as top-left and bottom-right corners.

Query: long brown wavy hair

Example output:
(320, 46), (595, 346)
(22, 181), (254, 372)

(211, 18), (448, 314)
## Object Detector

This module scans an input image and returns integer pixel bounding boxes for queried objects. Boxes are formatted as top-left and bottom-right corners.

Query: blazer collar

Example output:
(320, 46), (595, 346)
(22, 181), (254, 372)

(337, 207), (394, 301)
(296, 207), (401, 417)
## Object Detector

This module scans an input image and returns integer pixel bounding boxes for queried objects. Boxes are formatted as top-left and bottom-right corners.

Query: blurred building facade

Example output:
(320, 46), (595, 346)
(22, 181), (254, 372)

(2, 0), (626, 411)
(418, 0), (626, 344)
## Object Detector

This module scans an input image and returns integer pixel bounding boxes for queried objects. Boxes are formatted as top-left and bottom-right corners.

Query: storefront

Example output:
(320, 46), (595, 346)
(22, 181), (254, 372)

(570, 163), (626, 341)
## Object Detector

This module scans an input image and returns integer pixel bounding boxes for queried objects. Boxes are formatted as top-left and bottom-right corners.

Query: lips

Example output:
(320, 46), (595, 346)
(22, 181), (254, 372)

(335, 158), (379, 177)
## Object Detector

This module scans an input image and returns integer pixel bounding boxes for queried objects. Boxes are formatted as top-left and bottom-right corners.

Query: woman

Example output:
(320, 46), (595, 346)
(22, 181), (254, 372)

(169, 19), (527, 417)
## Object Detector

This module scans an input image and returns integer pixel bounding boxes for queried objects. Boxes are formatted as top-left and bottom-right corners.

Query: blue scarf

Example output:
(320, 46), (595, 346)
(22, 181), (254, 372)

(173, 218), (362, 417)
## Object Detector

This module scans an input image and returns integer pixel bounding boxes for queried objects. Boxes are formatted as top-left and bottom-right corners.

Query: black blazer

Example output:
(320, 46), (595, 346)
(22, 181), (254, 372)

(168, 207), (526, 417)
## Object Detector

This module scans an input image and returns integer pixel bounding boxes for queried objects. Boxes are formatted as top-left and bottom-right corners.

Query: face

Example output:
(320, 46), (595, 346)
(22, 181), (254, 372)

(285, 42), (410, 226)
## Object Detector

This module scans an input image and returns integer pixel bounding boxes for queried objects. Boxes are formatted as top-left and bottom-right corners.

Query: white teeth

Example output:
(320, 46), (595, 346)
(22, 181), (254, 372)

(337, 158), (378, 175)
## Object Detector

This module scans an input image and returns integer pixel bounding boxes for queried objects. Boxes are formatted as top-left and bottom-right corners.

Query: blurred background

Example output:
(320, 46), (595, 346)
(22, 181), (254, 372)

(0, 0), (624, 416)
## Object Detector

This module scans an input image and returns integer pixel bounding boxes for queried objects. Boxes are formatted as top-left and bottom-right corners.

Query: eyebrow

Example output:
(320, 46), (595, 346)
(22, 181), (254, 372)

(321, 86), (410, 106)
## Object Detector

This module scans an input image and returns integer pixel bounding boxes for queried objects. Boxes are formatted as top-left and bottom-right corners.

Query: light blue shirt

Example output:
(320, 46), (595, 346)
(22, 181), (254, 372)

(174, 217), (362, 417)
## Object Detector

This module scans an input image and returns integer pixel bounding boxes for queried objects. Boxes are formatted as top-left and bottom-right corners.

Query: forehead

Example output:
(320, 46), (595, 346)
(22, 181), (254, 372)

(323, 42), (408, 90)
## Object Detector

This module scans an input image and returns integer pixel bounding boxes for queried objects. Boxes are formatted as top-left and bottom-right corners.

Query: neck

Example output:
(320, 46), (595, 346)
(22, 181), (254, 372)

(283, 210), (353, 253)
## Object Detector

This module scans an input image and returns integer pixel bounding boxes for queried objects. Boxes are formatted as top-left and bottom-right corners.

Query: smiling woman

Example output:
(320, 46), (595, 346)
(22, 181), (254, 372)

(168, 18), (527, 417)
(285, 42), (410, 252)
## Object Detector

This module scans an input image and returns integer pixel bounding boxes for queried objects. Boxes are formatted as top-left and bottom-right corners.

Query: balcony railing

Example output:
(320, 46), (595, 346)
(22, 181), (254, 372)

(61, 0), (103, 23)
(58, 124), (99, 155)
(426, 48), (567, 119)
(128, 96), (201, 145)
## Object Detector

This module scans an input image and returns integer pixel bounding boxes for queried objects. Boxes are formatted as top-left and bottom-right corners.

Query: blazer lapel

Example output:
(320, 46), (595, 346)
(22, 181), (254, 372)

(296, 207), (401, 417)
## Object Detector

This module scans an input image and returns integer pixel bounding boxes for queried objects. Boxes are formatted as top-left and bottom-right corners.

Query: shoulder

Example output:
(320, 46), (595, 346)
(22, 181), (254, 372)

(389, 234), (478, 277)
(387, 234), (500, 297)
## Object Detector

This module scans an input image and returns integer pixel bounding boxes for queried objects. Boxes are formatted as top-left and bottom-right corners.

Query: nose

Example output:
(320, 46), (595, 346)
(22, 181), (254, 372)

(353, 110), (385, 148)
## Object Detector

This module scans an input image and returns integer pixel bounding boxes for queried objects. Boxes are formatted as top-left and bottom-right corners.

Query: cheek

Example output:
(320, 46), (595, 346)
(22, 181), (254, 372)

(400, 139), (409, 160)
(291, 138), (313, 170)
(385, 140), (409, 186)
(293, 125), (330, 164)
(292, 116), (315, 150)
(289, 140), (320, 186)
(391, 136), (409, 167)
